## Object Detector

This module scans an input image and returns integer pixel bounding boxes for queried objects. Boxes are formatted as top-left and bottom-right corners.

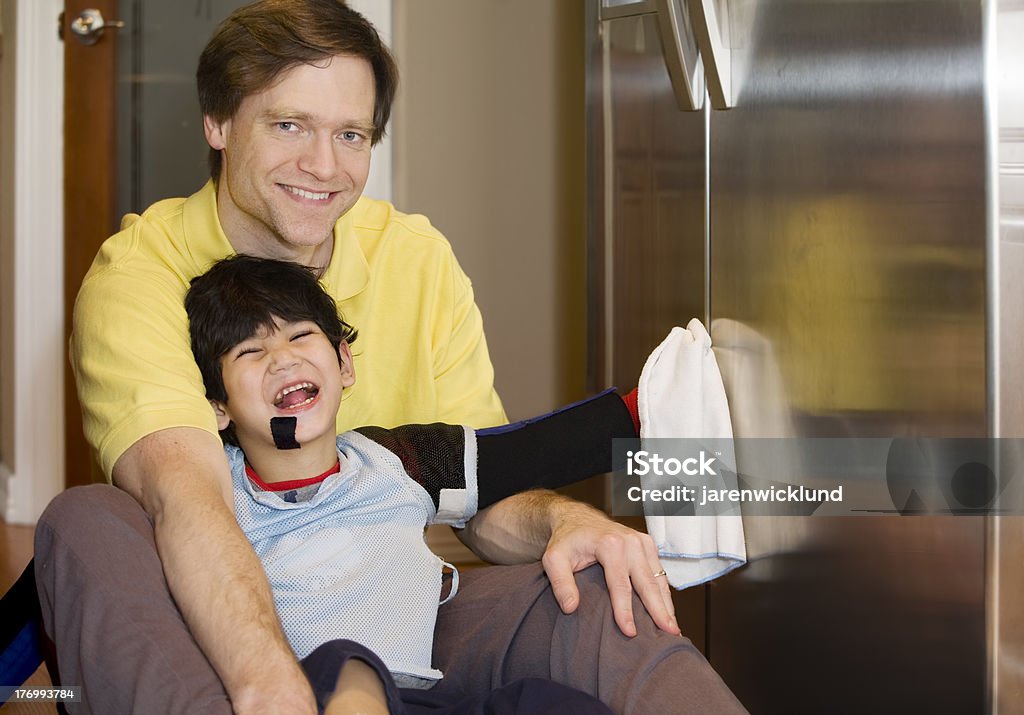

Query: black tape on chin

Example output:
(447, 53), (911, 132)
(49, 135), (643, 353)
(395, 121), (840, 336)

(270, 417), (301, 450)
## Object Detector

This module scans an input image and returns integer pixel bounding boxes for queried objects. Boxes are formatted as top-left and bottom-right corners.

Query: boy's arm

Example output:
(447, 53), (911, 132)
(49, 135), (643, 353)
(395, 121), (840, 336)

(474, 391), (634, 507)
(113, 427), (317, 715)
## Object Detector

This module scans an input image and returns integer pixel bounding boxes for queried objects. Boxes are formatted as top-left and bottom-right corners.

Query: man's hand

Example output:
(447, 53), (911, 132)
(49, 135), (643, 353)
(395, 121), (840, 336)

(459, 490), (680, 638)
(541, 499), (680, 638)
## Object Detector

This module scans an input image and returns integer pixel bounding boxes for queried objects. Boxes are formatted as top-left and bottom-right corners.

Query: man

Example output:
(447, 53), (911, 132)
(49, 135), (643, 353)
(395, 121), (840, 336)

(36, 2), (745, 713)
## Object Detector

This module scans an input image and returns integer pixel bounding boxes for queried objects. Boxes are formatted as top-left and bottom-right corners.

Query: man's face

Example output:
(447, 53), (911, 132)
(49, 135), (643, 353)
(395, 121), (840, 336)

(213, 318), (355, 453)
(204, 55), (376, 261)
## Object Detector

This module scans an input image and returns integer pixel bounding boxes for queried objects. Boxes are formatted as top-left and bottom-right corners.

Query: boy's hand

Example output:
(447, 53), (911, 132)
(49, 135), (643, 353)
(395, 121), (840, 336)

(325, 658), (391, 715)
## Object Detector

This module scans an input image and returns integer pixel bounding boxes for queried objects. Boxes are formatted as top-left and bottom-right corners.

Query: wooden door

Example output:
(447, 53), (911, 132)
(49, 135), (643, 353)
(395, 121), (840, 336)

(61, 1), (249, 487)
(63, 0), (120, 487)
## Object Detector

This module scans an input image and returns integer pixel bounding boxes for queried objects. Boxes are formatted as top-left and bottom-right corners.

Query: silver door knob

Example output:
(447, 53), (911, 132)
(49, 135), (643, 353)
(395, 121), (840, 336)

(69, 8), (125, 46)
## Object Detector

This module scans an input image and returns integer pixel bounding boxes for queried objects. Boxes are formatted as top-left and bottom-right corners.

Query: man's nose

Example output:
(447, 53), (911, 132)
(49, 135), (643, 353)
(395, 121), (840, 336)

(297, 133), (338, 181)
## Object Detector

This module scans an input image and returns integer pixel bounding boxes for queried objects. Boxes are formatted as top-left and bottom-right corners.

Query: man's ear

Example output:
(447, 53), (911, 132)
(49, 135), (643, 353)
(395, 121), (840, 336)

(338, 342), (356, 388)
(203, 114), (228, 151)
(210, 399), (232, 431)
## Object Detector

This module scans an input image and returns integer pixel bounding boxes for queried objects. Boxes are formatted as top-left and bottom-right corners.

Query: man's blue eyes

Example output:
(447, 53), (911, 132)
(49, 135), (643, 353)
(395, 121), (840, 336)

(273, 123), (365, 142)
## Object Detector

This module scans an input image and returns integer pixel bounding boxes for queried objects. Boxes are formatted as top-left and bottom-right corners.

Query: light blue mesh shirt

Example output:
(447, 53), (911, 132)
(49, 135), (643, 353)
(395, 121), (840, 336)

(227, 425), (479, 685)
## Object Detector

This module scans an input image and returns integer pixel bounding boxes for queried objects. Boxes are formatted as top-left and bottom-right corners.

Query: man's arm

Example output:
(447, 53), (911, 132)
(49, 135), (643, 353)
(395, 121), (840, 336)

(112, 427), (317, 715)
(459, 489), (680, 638)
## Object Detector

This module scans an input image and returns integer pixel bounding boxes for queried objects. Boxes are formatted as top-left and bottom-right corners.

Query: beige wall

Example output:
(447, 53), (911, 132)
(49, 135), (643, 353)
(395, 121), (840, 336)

(1, 0), (16, 473)
(391, 0), (586, 421)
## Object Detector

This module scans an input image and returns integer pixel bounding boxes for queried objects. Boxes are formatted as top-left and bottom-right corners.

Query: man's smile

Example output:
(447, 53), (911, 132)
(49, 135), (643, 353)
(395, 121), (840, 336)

(279, 184), (334, 202)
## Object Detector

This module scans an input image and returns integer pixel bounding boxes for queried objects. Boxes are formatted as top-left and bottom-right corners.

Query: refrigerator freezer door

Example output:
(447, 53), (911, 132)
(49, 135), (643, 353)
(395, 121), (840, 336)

(708, 0), (986, 712)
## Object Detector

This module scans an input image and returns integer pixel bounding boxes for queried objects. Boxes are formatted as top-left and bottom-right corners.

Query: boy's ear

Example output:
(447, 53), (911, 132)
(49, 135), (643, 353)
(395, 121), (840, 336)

(337, 342), (356, 388)
(209, 399), (232, 431)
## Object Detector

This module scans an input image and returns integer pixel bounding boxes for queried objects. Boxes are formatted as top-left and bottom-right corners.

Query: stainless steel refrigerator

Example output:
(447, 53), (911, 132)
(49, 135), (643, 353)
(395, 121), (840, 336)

(585, 1), (1024, 712)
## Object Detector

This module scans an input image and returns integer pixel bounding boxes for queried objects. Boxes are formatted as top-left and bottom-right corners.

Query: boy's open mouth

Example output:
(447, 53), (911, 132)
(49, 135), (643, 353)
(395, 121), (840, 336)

(274, 382), (320, 410)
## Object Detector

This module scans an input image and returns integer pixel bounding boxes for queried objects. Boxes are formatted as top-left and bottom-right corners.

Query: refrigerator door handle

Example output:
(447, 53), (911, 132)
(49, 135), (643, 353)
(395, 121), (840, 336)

(599, 0), (657, 20)
(655, 0), (705, 111)
(599, 0), (705, 111)
(688, 0), (733, 109)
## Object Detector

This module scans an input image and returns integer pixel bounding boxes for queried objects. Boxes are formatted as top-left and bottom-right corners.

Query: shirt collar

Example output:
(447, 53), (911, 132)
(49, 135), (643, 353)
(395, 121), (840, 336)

(181, 180), (234, 273)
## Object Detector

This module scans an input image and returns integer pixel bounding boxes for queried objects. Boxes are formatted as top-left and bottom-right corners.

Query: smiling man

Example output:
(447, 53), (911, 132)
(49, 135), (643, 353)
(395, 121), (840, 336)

(36, 2), (745, 714)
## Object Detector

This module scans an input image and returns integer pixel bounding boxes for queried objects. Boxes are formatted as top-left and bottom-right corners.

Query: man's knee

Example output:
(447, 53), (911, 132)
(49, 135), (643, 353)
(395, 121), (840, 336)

(38, 485), (147, 541)
(572, 563), (623, 611)
(35, 484), (156, 579)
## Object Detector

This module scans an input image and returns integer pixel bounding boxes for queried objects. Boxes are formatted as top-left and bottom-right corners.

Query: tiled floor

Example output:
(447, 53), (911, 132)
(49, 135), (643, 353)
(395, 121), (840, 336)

(1, 521), (56, 715)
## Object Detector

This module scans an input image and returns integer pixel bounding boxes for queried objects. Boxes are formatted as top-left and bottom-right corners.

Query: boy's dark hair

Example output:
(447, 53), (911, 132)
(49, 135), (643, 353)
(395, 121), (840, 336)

(197, 0), (399, 180)
(185, 255), (358, 415)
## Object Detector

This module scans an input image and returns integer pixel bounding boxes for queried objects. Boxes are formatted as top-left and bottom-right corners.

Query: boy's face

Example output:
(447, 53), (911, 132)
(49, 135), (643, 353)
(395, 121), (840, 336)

(212, 318), (354, 451)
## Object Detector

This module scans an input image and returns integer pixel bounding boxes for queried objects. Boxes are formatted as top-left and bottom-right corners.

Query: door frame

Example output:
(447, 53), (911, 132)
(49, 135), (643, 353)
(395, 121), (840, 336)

(1, 0), (65, 523)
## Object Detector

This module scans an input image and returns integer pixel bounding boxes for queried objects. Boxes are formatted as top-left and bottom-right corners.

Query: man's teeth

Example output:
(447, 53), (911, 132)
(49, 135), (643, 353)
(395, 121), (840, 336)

(284, 185), (330, 201)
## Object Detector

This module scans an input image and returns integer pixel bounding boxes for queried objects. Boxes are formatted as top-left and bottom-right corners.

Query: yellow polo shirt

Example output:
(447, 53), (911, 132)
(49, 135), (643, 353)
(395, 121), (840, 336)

(71, 181), (506, 477)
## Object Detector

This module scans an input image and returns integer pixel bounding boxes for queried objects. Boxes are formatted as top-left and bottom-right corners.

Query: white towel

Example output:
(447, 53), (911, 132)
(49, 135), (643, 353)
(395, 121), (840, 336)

(639, 318), (747, 589)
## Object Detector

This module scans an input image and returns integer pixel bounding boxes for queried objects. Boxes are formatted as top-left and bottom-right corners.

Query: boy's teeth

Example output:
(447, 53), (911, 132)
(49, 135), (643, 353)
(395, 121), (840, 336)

(285, 185), (330, 200)
(282, 389), (313, 405)
(275, 382), (315, 404)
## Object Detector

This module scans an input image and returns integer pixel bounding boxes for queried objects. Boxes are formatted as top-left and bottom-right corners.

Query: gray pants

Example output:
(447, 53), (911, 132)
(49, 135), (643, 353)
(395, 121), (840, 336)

(34, 485), (747, 714)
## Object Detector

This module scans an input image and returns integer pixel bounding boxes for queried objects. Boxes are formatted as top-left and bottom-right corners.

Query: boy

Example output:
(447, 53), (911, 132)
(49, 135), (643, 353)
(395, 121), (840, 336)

(185, 255), (643, 714)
